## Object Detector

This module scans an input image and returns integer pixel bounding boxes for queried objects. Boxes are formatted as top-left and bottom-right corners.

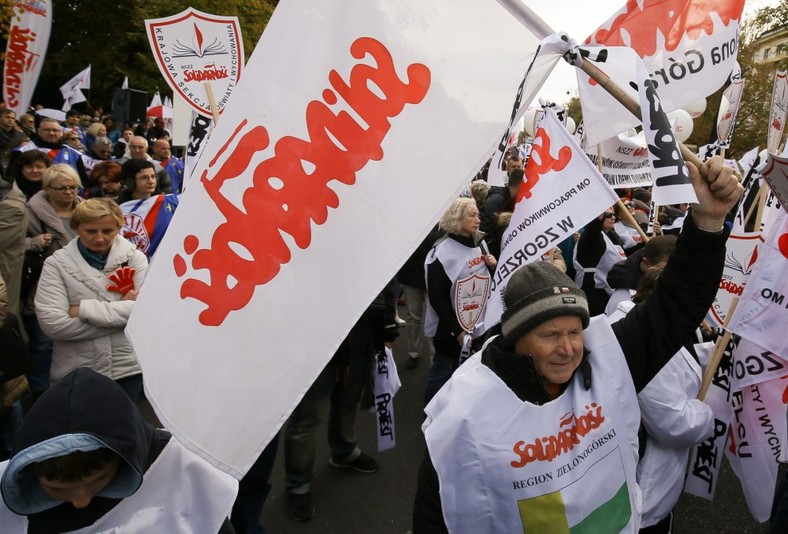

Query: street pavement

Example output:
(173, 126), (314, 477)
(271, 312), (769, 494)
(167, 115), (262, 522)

(141, 309), (771, 533)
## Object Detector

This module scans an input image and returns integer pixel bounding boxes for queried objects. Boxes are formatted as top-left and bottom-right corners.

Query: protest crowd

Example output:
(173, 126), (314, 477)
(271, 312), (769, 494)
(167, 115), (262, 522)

(1, 1), (787, 533)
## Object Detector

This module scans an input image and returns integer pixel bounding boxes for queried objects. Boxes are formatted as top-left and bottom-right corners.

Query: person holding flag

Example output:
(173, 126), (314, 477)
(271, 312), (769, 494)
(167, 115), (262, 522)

(413, 156), (742, 533)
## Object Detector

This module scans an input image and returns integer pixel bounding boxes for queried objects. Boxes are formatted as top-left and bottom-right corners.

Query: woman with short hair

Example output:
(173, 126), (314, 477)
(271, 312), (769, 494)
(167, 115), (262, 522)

(423, 197), (497, 405)
(23, 164), (83, 399)
(34, 198), (147, 400)
(11, 151), (51, 201)
(87, 161), (125, 200)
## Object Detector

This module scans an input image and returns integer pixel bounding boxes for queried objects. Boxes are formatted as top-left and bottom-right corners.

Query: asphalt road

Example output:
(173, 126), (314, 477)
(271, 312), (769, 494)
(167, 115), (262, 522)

(140, 311), (772, 533)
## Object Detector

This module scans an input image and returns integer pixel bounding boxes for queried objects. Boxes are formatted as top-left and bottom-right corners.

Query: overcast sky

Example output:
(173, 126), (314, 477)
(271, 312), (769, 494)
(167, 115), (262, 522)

(532, 0), (778, 104)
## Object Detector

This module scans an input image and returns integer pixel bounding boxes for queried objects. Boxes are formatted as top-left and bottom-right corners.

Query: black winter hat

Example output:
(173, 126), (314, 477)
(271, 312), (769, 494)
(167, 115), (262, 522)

(501, 262), (590, 342)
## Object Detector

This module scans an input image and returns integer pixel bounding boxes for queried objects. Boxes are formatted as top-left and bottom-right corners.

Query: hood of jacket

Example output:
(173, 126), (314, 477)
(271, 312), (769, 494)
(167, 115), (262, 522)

(1, 368), (157, 515)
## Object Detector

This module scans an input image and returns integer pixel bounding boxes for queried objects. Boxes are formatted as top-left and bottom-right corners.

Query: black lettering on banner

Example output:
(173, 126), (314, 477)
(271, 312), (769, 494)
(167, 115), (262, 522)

(690, 418), (728, 494)
(642, 78), (690, 187)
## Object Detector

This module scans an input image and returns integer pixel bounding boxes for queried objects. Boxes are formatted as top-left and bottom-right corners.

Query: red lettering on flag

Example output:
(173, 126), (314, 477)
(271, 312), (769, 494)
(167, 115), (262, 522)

(518, 126), (571, 202)
(587, 0), (745, 57)
(173, 37), (431, 326)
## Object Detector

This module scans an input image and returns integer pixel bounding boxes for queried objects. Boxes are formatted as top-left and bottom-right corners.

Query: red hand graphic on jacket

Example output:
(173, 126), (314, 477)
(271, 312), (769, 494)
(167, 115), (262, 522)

(107, 266), (136, 295)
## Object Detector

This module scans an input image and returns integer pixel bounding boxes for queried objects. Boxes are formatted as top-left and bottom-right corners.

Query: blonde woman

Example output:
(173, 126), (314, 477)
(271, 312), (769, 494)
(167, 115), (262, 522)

(423, 197), (496, 404)
(23, 164), (83, 399)
(34, 198), (147, 399)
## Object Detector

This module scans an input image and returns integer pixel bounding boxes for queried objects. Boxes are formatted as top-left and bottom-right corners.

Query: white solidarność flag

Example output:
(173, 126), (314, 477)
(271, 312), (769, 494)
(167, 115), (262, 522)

(127, 0), (561, 478)
(3, 1), (52, 117)
(579, 0), (745, 146)
(484, 108), (619, 329)
(728, 209), (788, 360)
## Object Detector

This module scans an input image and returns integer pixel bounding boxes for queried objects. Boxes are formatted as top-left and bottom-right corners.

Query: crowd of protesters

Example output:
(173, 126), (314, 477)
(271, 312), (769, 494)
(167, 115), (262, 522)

(0, 101), (785, 534)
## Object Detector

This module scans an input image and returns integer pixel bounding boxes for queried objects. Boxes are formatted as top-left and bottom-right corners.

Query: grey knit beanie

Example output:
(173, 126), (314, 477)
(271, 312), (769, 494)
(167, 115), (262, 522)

(501, 262), (590, 342)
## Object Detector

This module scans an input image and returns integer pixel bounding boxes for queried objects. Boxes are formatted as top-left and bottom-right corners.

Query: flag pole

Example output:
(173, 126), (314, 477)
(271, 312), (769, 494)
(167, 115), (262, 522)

(205, 83), (220, 125)
(696, 297), (738, 401)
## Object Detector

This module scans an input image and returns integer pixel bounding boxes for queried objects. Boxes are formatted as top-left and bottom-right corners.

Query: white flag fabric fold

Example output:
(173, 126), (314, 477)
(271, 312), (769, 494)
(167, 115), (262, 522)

(717, 74), (746, 149)
(126, 0), (558, 478)
(484, 108), (619, 329)
(579, 0), (745, 146)
(3, 1), (52, 116)
(768, 71), (788, 153)
(60, 65), (91, 110)
(725, 379), (787, 522)
(728, 209), (788, 360)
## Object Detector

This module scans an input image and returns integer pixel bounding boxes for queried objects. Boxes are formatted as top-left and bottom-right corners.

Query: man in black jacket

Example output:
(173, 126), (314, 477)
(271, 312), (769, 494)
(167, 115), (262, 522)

(412, 156), (741, 533)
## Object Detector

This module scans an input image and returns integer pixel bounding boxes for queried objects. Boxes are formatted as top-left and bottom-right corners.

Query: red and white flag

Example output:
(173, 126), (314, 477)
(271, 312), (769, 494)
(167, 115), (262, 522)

(768, 71), (788, 153)
(728, 209), (788, 360)
(709, 231), (761, 327)
(127, 0), (559, 477)
(579, 0), (745, 146)
(3, 1), (52, 116)
(484, 108), (619, 328)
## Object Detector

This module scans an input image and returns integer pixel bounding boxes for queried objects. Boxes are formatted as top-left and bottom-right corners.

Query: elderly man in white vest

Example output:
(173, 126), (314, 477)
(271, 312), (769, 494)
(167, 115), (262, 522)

(412, 155), (742, 534)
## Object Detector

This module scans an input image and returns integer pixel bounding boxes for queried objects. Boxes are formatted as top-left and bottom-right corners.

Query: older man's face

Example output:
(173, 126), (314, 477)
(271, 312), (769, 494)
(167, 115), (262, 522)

(93, 142), (112, 159)
(38, 121), (62, 144)
(129, 138), (148, 160)
(152, 140), (170, 160)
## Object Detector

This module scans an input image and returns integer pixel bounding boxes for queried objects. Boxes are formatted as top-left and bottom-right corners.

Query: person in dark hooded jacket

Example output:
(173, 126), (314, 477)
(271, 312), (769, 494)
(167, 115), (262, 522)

(0, 367), (238, 533)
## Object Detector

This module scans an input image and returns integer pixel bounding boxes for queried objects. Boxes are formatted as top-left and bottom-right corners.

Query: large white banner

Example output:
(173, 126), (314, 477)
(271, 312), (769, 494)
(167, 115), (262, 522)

(127, 0), (560, 477)
(579, 0), (744, 146)
(3, 0), (52, 116)
(484, 109), (619, 328)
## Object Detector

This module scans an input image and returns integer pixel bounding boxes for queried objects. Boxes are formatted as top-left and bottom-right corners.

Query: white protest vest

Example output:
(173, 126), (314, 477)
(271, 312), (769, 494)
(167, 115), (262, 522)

(593, 233), (627, 295)
(424, 236), (491, 338)
(0, 439), (238, 533)
(424, 317), (641, 533)
(614, 221), (644, 251)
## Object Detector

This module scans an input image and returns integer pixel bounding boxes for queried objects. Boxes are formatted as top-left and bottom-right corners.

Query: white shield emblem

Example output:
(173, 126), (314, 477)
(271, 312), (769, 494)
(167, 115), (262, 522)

(454, 273), (491, 332)
(145, 8), (244, 118)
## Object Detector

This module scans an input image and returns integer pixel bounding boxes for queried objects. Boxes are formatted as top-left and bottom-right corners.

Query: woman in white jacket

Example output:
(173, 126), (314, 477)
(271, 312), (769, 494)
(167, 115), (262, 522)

(34, 198), (147, 400)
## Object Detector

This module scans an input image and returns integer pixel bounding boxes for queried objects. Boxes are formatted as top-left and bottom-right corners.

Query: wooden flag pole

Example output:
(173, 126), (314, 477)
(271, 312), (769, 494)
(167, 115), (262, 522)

(205, 83), (220, 125)
(576, 59), (708, 177)
(697, 297), (739, 401)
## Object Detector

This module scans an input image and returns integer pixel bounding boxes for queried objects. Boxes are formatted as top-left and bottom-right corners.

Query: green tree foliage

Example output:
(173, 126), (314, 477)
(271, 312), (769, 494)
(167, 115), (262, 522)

(12, 0), (277, 113)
